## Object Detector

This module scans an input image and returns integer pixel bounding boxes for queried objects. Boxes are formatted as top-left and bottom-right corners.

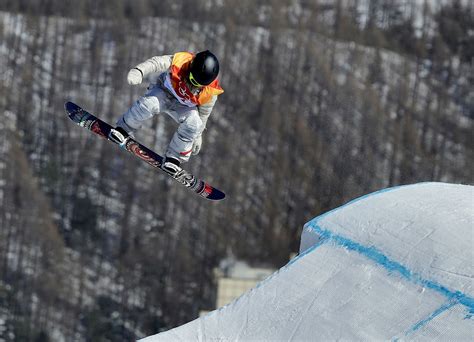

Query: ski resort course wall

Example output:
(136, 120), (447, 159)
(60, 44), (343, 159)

(139, 182), (473, 341)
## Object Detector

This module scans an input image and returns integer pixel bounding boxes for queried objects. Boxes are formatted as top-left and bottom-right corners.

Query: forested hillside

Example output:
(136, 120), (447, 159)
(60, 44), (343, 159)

(0, 1), (472, 340)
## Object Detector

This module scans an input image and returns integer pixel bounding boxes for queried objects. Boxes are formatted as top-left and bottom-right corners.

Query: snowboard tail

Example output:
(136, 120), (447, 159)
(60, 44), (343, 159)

(64, 101), (225, 201)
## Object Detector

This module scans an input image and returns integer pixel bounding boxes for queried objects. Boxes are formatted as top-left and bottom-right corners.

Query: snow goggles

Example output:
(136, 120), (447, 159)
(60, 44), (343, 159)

(189, 72), (203, 87)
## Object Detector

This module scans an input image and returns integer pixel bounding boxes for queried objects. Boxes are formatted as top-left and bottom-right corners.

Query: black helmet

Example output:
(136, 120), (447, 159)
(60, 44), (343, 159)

(189, 50), (220, 86)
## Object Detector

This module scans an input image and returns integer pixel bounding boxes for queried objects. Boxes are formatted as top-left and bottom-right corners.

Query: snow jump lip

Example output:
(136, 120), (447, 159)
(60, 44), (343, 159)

(139, 182), (473, 341)
(300, 182), (474, 338)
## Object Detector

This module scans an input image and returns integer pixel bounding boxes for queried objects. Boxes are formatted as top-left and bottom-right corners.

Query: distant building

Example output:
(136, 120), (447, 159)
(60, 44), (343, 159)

(213, 259), (276, 309)
(200, 255), (298, 316)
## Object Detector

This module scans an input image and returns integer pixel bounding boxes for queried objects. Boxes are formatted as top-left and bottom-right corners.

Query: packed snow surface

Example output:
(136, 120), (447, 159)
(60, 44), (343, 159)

(140, 182), (474, 341)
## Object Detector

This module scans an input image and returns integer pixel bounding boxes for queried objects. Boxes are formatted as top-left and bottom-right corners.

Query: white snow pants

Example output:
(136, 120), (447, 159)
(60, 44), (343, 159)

(117, 84), (203, 163)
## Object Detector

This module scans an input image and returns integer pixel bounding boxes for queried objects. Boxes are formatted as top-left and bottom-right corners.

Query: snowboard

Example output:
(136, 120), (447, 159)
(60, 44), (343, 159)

(64, 101), (225, 201)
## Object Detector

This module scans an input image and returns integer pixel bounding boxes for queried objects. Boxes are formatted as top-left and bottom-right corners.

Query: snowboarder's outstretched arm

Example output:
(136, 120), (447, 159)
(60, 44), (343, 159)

(127, 55), (173, 85)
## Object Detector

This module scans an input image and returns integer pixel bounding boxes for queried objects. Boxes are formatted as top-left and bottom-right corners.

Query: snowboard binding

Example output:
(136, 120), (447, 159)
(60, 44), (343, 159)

(109, 127), (131, 148)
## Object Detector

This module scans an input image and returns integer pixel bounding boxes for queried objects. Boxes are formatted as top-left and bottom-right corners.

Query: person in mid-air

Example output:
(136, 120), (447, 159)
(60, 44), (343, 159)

(111, 50), (224, 175)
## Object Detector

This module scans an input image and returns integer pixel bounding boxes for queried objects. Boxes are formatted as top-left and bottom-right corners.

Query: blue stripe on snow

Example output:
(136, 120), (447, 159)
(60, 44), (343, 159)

(307, 223), (474, 337)
(305, 222), (474, 318)
(407, 300), (458, 334)
(308, 221), (474, 320)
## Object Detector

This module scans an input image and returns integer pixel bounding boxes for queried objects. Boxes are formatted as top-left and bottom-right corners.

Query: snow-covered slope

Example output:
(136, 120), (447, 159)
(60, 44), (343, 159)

(140, 182), (474, 341)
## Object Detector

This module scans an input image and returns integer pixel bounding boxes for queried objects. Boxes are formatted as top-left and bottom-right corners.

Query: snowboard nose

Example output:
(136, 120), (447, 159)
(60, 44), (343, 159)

(65, 101), (80, 113)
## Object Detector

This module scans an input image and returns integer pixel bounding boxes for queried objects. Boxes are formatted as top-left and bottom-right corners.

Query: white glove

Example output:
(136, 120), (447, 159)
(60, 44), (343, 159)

(127, 68), (143, 85)
(192, 135), (202, 155)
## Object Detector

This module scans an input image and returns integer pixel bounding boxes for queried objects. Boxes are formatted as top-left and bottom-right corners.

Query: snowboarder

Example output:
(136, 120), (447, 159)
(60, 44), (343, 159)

(110, 50), (224, 175)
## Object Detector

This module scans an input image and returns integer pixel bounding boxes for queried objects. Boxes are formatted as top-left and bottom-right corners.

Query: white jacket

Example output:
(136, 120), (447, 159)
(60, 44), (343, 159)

(133, 54), (218, 130)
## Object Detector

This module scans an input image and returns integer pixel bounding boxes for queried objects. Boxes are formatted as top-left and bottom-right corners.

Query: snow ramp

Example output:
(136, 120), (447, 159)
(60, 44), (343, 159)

(140, 182), (473, 341)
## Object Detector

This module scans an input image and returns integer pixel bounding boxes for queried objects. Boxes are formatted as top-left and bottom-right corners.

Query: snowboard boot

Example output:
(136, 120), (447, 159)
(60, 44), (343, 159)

(161, 157), (182, 176)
